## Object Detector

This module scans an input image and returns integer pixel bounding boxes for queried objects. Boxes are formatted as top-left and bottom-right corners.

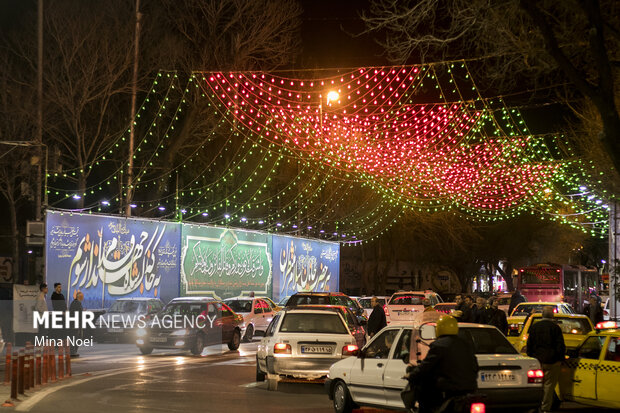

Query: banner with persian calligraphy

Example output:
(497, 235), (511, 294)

(271, 235), (340, 303)
(180, 225), (272, 300)
(46, 211), (181, 310)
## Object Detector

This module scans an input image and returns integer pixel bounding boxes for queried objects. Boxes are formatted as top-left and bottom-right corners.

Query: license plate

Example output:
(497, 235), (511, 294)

(108, 328), (124, 333)
(301, 345), (333, 354)
(149, 337), (167, 343)
(480, 371), (516, 382)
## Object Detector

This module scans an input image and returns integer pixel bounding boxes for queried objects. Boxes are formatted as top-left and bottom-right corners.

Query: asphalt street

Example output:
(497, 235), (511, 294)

(0, 341), (614, 413)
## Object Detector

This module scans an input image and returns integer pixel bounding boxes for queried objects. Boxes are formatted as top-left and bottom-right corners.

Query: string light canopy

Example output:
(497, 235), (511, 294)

(45, 63), (610, 243)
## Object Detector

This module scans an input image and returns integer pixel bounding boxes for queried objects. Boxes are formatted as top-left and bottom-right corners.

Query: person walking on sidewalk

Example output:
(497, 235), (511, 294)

(69, 291), (84, 357)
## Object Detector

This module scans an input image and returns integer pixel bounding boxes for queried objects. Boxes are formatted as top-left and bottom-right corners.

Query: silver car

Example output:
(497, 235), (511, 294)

(256, 308), (358, 381)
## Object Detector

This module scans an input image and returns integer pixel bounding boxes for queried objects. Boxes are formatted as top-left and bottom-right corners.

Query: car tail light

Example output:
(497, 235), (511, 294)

(470, 403), (485, 413)
(596, 321), (618, 330)
(274, 343), (291, 354)
(383, 305), (389, 318)
(527, 369), (544, 383)
(342, 344), (358, 356)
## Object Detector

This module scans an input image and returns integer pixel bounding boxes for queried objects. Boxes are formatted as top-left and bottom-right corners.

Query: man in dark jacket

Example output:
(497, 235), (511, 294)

(51, 282), (67, 311)
(407, 315), (479, 413)
(508, 290), (527, 316)
(69, 291), (84, 357)
(526, 306), (566, 413)
(583, 293), (604, 325)
(367, 296), (387, 338)
(486, 297), (508, 335)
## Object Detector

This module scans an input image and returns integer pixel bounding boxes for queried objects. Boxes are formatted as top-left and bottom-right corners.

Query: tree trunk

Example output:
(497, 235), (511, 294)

(9, 194), (19, 282)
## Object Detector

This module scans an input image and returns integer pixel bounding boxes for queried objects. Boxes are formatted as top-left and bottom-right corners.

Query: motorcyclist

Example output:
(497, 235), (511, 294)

(406, 315), (479, 413)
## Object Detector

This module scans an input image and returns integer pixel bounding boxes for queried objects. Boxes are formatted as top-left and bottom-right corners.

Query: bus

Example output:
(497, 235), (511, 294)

(516, 263), (599, 313)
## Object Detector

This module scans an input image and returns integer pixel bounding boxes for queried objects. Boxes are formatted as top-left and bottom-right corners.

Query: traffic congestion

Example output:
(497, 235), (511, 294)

(14, 286), (615, 413)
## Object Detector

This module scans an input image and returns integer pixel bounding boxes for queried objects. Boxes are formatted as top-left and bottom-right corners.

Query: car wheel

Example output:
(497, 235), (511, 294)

(138, 345), (153, 355)
(256, 355), (266, 382)
(243, 325), (254, 342)
(191, 333), (205, 355)
(228, 329), (241, 351)
(332, 380), (354, 413)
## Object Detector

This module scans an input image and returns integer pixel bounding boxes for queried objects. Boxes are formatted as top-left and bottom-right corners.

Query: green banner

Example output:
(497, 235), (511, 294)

(180, 225), (272, 299)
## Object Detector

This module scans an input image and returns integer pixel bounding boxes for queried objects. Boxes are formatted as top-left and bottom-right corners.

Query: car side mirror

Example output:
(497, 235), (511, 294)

(419, 324), (436, 340)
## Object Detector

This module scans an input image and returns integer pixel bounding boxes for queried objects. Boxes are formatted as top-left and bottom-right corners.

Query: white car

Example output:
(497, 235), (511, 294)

(494, 293), (513, 315)
(326, 323), (543, 412)
(603, 297), (620, 321)
(385, 291), (442, 323)
(223, 297), (274, 342)
(357, 296), (388, 319)
(256, 308), (358, 381)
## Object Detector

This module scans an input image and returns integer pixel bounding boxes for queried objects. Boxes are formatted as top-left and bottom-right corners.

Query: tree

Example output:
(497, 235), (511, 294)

(361, 0), (620, 186)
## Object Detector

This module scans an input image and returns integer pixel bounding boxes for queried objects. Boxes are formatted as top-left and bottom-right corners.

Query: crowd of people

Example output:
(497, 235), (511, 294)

(450, 293), (517, 335)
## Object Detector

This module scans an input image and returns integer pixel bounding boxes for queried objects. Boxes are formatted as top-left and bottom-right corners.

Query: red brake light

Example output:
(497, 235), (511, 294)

(527, 369), (544, 383)
(274, 343), (292, 354)
(342, 344), (358, 356)
(383, 305), (389, 317)
(470, 403), (485, 413)
(596, 321), (617, 330)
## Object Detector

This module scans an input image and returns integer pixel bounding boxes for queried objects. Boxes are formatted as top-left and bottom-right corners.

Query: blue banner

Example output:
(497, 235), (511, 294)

(271, 235), (340, 303)
(46, 211), (181, 309)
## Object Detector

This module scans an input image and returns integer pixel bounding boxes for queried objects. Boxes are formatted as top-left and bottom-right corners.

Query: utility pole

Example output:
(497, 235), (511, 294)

(36, 0), (43, 221)
(125, 0), (141, 216)
(610, 201), (619, 321)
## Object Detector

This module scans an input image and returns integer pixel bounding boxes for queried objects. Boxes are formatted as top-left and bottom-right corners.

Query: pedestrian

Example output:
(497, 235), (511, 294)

(69, 291), (84, 357)
(584, 293), (603, 325)
(405, 315), (479, 413)
(51, 282), (67, 311)
(35, 283), (48, 314)
(473, 297), (490, 324)
(422, 298), (435, 312)
(526, 306), (566, 413)
(459, 295), (475, 323)
(486, 297), (508, 335)
(367, 296), (387, 338)
(508, 290), (527, 316)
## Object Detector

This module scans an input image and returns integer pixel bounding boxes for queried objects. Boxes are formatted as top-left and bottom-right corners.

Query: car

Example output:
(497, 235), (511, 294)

(294, 304), (367, 348)
(223, 297), (275, 342)
(277, 296), (291, 307)
(259, 296), (282, 313)
(556, 321), (620, 410)
(433, 302), (456, 315)
(507, 313), (594, 354)
(385, 290), (443, 323)
(135, 297), (243, 355)
(286, 292), (365, 319)
(356, 296), (388, 318)
(507, 301), (575, 333)
(95, 297), (164, 343)
(326, 322), (543, 412)
(256, 308), (359, 381)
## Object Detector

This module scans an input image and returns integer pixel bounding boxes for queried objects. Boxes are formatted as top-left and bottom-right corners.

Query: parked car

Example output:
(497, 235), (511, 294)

(259, 297), (282, 313)
(95, 297), (164, 343)
(507, 313), (594, 354)
(256, 308), (358, 382)
(557, 321), (620, 410)
(223, 297), (275, 342)
(136, 297), (243, 355)
(356, 296), (388, 318)
(326, 322), (543, 412)
(507, 302), (575, 334)
(286, 292), (365, 319)
(385, 290), (443, 323)
(294, 304), (367, 348)
(277, 296), (291, 307)
(603, 297), (620, 321)
(494, 293), (514, 314)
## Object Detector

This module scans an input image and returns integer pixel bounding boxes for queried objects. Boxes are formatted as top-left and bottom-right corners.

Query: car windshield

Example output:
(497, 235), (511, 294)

(279, 313), (348, 334)
(161, 302), (210, 317)
(512, 304), (555, 316)
(225, 300), (253, 313)
(358, 298), (385, 309)
(389, 294), (425, 305)
(530, 317), (592, 335)
(278, 297), (289, 306)
(460, 327), (518, 354)
(108, 300), (143, 313)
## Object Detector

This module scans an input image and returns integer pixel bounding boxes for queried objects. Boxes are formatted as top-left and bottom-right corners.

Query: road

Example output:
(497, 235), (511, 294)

(0, 341), (614, 413)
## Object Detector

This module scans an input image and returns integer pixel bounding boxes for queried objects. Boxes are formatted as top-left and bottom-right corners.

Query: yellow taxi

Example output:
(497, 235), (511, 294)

(556, 321), (620, 409)
(507, 313), (593, 354)
(507, 302), (575, 335)
(260, 296), (282, 312)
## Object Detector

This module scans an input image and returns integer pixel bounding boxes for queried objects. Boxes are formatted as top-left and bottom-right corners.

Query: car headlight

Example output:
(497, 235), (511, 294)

(136, 328), (147, 337)
(171, 329), (187, 336)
